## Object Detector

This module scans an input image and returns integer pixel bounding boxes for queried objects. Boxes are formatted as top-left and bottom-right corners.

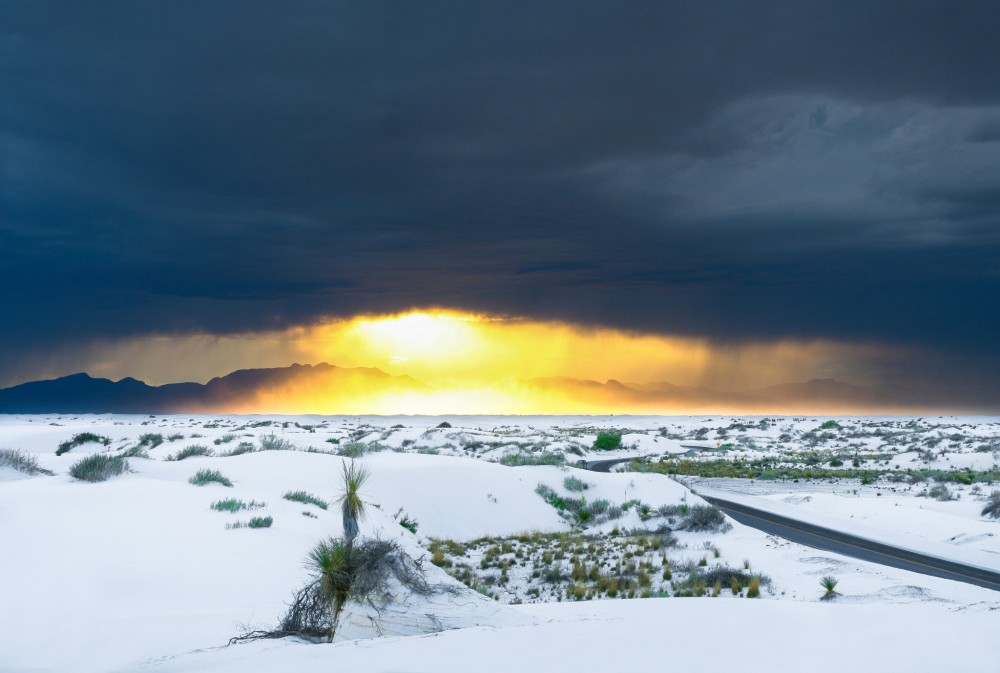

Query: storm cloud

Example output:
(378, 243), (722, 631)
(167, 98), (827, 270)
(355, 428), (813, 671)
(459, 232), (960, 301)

(2, 1), (999, 388)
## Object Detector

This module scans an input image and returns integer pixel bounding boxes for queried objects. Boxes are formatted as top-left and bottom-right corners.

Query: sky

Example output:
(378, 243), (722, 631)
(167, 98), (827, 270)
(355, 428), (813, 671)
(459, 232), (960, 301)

(2, 2), (999, 406)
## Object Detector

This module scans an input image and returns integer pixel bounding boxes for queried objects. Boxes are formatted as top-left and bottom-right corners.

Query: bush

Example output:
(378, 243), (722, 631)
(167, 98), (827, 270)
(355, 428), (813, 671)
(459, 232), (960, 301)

(284, 490), (329, 510)
(189, 469), (233, 487)
(593, 430), (623, 451)
(227, 516), (273, 529)
(337, 442), (367, 458)
(120, 445), (150, 458)
(56, 432), (110, 456)
(436, 421), (452, 428)
(232, 537), (443, 644)
(678, 505), (731, 532)
(165, 444), (213, 461)
(69, 454), (129, 482)
(212, 499), (266, 512)
(981, 490), (1000, 519)
(699, 565), (753, 587)
(747, 575), (762, 598)
(928, 483), (954, 501)
(563, 475), (591, 492)
(499, 452), (565, 467)
(137, 433), (164, 449)
(221, 441), (257, 457)
(260, 433), (295, 451)
(398, 514), (419, 534)
(0, 449), (54, 476)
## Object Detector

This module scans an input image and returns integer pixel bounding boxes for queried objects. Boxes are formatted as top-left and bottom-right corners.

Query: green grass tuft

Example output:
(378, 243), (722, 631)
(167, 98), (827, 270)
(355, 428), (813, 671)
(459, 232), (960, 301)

(211, 498), (266, 512)
(69, 454), (129, 482)
(0, 448), (54, 476)
(56, 432), (111, 456)
(166, 444), (213, 461)
(189, 469), (233, 487)
(283, 490), (329, 510)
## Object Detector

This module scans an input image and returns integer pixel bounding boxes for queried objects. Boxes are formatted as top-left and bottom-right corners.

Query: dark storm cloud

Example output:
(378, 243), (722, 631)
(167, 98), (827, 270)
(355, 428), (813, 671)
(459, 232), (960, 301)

(2, 1), (1000, 385)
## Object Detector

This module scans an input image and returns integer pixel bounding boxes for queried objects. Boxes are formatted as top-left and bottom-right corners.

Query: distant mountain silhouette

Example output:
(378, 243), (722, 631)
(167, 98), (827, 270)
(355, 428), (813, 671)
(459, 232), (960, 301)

(0, 366), (995, 414)
(0, 363), (425, 414)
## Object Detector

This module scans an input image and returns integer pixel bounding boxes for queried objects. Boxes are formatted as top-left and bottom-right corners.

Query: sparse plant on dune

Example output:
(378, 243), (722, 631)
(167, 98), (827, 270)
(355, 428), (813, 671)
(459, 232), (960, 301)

(69, 454), (129, 482)
(165, 444), (213, 461)
(284, 490), (328, 510)
(56, 432), (111, 456)
(820, 575), (840, 601)
(337, 460), (370, 544)
(0, 448), (54, 476)
(982, 490), (1000, 519)
(188, 469), (233, 487)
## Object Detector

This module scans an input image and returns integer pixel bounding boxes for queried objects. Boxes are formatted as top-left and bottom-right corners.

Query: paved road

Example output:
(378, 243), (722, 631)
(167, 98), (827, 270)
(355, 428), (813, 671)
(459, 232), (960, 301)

(587, 457), (1000, 592)
(586, 457), (636, 472)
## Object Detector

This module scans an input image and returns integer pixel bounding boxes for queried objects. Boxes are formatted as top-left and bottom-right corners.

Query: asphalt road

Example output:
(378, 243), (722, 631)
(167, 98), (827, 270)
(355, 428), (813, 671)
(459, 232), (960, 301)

(587, 458), (1000, 592)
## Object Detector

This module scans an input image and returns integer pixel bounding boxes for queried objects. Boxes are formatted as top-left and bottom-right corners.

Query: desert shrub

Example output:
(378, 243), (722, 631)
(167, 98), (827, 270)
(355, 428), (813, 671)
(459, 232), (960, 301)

(747, 575), (762, 598)
(233, 536), (446, 644)
(119, 445), (149, 458)
(927, 483), (955, 501)
(214, 434), (237, 445)
(678, 504), (731, 532)
(416, 447), (439, 455)
(563, 475), (591, 492)
(398, 514), (419, 534)
(56, 432), (110, 456)
(284, 490), (329, 510)
(499, 452), (565, 467)
(166, 444), (213, 461)
(0, 448), (54, 476)
(981, 490), (1000, 519)
(700, 565), (753, 588)
(167, 433), (185, 442)
(337, 442), (369, 458)
(589, 499), (610, 516)
(189, 469), (233, 487)
(137, 433), (164, 449)
(819, 421), (840, 430)
(212, 499), (265, 512)
(593, 430), (623, 451)
(69, 454), (129, 482)
(260, 433), (295, 452)
(436, 421), (452, 428)
(820, 575), (840, 601)
(227, 516), (273, 529)
(221, 441), (256, 457)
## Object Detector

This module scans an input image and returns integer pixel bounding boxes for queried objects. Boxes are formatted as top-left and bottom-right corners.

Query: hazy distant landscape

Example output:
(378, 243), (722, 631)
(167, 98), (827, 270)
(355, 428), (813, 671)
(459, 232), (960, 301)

(4, 364), (998, 415)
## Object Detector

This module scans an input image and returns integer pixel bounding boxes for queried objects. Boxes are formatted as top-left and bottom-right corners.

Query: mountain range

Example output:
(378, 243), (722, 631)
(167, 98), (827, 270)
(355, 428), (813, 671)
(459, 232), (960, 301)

(0, 363), (995, 414)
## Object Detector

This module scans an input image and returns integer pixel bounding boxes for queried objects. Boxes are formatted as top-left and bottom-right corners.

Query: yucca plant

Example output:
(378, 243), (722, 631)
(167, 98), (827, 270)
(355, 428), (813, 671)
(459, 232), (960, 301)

(337, 460), (370, 544)
(820, 575), (840, 601)
(308, 537), (352, 642)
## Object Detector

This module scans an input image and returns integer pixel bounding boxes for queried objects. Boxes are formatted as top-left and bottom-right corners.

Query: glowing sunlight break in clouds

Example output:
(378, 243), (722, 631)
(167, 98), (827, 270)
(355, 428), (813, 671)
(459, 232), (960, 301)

(29, 309), (905, 415)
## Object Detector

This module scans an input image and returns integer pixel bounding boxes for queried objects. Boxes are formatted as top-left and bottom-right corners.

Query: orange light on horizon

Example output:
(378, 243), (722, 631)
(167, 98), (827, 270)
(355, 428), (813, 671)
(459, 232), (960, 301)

(19, 308), (906, 414)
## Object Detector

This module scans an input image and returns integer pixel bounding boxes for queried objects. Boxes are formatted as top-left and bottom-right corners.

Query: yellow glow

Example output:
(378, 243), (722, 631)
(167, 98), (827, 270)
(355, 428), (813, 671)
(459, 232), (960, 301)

(18, 308), (905, 414)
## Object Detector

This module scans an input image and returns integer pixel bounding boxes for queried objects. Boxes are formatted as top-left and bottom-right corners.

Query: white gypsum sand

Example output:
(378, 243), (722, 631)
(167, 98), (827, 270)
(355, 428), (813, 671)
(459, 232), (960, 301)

(0, 414), (997, 672)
